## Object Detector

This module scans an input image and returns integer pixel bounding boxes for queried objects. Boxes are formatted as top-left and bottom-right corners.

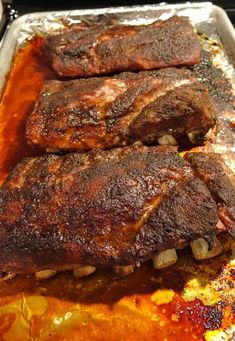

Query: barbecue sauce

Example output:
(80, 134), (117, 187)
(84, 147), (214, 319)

(0, 37), (56, 184)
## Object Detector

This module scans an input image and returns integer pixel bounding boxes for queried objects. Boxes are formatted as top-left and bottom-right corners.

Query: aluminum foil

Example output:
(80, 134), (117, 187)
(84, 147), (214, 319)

(14, 2), (220, 41)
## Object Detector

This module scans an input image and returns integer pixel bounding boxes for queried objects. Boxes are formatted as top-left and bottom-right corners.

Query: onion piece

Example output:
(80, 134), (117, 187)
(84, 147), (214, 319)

(190, 237), (223, 260)
(153, 249), (178, 269)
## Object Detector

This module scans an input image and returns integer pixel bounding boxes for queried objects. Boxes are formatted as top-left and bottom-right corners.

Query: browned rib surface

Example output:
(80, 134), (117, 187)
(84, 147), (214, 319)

(44, 16), (201, 77)
(26, 68), (216, 151)
(0, 146), (218, 273)
(185, 152), (235, 235)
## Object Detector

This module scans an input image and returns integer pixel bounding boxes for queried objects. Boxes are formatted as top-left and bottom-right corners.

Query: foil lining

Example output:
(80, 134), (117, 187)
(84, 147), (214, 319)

(14, 3), (227, 44)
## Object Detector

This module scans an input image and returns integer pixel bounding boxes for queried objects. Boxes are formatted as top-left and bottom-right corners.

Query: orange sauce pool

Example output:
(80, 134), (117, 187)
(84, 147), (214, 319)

(0, 37), (234, 340)
(0, 37), (56, 184)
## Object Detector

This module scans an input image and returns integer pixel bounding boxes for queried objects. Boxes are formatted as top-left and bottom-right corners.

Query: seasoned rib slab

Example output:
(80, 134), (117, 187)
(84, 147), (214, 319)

(44, 16), (201, 77)
(185, 152), (235, 235)
(0, 146), (218, 274)
(26, 68), (216, 151)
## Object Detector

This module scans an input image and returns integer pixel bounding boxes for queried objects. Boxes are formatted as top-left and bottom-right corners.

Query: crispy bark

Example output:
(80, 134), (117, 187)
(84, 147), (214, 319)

(44, 16), (201, 77)
(0, 146), (218, 273)
(26, 68), (216, 151)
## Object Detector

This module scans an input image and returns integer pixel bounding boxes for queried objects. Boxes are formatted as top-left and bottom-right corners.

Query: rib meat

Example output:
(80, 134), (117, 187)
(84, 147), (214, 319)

(185, 152), (235, 236)
(44, 16), (201, 77)
(0, 146), (218, 274)
(26, 68), (216, 151)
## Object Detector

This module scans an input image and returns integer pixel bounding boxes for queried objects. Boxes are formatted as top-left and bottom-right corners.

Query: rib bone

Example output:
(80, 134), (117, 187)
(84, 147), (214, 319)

(113, 265), (134, 276)
(73, 265), (96, 278)
(0, 272), (16, 281)
(187, 130), (203, 144)
(190, 237), (223, 260)
(46, 148), (60, 153)
(153, 249), (178, 269)
(35, 269), (57, 280)
(158, 135), (177, 146)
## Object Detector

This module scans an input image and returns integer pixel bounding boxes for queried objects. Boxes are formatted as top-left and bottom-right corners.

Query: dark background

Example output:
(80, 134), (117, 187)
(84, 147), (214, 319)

(2, 1), (235, 25)
(8, 1), (235, 19)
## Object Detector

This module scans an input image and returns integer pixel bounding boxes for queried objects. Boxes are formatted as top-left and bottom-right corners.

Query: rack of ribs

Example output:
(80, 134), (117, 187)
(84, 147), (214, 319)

(185, 152), (235, 236)
(44, 16), (201, 77)
(0, 145), (233, 278)
(26, 68), (216, 152)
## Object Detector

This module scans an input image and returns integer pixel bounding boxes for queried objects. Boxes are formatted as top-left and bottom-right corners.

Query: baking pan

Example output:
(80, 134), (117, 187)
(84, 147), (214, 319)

(0, 2), (235, 95)
(0, 2), (234, 340)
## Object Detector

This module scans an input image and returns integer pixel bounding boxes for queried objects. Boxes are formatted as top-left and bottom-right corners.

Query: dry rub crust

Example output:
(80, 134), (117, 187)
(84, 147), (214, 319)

(185, 152), (235, 234)
(44, 16), (201, 77)
(26, 68), (216, 151)
(0, 146), (218, 274)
